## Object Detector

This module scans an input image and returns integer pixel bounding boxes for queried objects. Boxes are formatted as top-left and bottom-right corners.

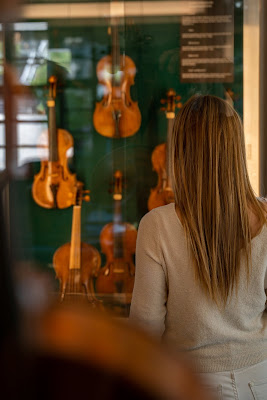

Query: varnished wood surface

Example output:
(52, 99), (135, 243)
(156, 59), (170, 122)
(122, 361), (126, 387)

(96, 222), (137, 304)
(32, 128), (80, 209)
(53, 242), (101, 304)
(93, 55), (141, 138)
(148, 143), (175, 211)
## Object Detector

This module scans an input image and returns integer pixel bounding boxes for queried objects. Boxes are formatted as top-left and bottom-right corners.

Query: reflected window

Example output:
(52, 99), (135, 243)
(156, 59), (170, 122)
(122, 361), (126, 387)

(15, 93), (73, 168)
(13, 22), (49, 86)
(17, 122), (47, 166)
(16, 94), (48, 167)
(13, 23), (75, 85)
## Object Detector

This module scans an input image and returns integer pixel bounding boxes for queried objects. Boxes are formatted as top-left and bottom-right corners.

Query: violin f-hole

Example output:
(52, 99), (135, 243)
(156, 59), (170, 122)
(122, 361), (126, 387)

(40, 164), (48, 181)
(50, 183), (59, 208)
(127, 262), (135, 277)
(59, 165), (69, 182)
(115, 280), (124, 294)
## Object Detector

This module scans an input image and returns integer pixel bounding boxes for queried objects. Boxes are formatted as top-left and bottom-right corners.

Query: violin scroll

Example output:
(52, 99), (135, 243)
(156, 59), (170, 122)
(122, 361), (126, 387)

(160, 88), (183, 118)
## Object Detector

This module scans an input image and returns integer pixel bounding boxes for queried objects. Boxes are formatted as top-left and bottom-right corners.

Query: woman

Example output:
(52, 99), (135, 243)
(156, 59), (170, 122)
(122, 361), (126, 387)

(130, 94), (267, 399)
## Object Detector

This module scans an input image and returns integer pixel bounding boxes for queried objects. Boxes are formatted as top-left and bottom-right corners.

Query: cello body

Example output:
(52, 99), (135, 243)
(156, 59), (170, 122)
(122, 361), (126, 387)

(53, 242), (101, 304)
(53, 186), (102, 306)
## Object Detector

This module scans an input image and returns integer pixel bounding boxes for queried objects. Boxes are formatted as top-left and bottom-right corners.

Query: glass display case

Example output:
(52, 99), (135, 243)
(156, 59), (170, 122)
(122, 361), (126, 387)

(0, 0), (264, 317)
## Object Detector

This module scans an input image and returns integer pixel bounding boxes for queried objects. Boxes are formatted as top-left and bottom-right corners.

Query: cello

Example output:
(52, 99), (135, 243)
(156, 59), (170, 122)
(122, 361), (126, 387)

(32, 75), (81, 209)
(96, 170), (137, 304)
(147, 89), (182, 211)
(93, 16), (141, 138)
(53, 184), (101, 305)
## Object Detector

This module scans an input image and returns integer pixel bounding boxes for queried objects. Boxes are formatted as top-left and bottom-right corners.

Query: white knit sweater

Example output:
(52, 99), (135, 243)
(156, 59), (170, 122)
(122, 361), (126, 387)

(130, 203), (267, 373)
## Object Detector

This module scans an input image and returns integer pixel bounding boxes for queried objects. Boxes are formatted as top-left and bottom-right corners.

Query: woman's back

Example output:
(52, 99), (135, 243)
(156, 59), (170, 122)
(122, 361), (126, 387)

(130, 95), (267, 398)
(131, 95), (267, 378)
(131, 202), (267, 373)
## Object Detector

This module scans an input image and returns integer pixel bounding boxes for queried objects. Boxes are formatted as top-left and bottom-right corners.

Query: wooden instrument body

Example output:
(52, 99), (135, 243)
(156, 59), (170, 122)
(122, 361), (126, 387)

(53, 241), (101, 303)
(32, 128), (78, 209)
(95, 171), (136, 303)
(148, 89), (182, 211)
(93, 55), (141, 138)
(32, 76), (80, 209)
(96, 221), (137, 303)
(53, 186), (101, 305)
(148, 142), (175, 210)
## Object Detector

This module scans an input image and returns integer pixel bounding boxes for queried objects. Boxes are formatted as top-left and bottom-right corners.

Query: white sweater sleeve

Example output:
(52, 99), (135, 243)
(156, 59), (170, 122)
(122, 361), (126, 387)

(129, 211), (167, 337)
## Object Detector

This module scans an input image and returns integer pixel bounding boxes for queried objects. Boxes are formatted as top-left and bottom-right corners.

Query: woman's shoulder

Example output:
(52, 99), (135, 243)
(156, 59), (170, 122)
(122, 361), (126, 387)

(138, 204), (180, 237)
(139, 204), (175, 225)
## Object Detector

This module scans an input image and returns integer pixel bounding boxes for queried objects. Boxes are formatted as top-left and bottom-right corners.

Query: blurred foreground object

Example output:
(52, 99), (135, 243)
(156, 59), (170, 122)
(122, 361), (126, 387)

(3, 304), (212, 400)
(0, 0), (21, 21)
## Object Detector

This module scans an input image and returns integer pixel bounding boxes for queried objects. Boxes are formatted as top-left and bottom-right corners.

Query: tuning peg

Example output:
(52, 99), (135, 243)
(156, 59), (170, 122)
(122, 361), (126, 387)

(81, 189), (90, 202)
(160, 99), (167, 104)
(177, 102), (183, 109)
(113, 193), (122, 201)
(175, 95), (181, 101)
(160, 106), (166, 111)
(48, 75), (57, 84)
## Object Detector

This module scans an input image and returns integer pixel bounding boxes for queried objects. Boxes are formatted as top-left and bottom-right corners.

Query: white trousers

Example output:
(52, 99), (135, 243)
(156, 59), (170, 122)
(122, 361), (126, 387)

(199, 359), (267, 400)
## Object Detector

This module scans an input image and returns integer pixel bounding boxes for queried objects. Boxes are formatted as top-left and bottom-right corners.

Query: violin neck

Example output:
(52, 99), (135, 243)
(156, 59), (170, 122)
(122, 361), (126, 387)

(48, 101), (58, 162)
(166, 116), (175, 177)
(111, 20), (121, 83)
(69, 205), (81, 270)
(113, 199), (123, 258)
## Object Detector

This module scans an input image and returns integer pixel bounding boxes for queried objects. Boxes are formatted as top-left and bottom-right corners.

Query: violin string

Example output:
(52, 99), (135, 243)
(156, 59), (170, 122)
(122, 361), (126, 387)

(122, 1), (126, 227)
(122, 0), (126, 68)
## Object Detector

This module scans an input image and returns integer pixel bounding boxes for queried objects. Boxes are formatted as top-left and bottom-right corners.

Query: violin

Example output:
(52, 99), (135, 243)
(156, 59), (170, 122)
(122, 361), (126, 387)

(93, 17), (141, 138)
(32, 76), (81, 209)
(147, 89), (182, 211)
(96, 170), (137, 304)
(53, 184), (101, 305)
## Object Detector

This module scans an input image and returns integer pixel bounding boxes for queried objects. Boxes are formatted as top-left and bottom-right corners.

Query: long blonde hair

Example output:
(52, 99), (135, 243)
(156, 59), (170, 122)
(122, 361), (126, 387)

(170, 94), (266, 304)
